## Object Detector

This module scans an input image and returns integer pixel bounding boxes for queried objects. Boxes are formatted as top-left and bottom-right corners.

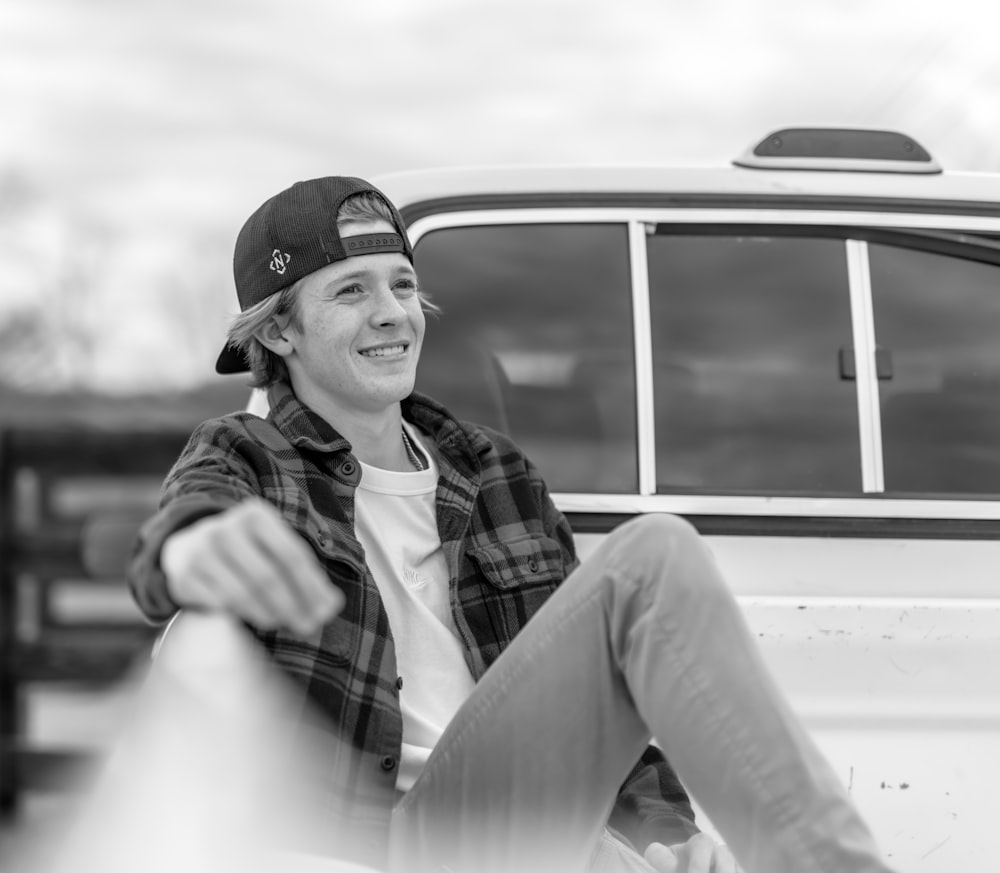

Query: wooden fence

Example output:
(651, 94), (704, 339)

(0, 426), (190, 813)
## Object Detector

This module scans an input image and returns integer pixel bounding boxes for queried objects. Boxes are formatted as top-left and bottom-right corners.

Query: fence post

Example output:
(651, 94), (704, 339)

(0, 425), (190, 814)
(0, 428), (20, 813)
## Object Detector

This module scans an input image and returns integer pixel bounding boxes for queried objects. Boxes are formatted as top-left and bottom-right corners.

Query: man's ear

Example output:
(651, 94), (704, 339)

(253, 315), (295, 358)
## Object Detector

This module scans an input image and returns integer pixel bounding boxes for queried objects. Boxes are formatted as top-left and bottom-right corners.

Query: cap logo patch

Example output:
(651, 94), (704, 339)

(269, 249), (292, 275)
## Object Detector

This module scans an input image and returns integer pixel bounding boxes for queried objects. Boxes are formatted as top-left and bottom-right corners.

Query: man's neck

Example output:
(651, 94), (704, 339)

(343, 414), (416, 472)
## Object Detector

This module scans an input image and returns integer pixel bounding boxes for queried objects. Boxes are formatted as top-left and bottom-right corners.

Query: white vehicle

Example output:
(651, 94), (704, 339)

(366, 129), (1000, 872)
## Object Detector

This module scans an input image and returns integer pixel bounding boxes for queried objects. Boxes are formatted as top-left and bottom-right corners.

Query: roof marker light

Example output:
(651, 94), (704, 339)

(734, 127), (942, 174)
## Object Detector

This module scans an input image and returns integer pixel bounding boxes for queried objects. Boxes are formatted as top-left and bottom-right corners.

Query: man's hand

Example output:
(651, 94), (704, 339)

(644, 833), (741, 873)
(161, 498), (343, 636)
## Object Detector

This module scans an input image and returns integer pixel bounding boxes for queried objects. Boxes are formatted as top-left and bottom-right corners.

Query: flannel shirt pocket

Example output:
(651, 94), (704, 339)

(467, 534), (566, 590)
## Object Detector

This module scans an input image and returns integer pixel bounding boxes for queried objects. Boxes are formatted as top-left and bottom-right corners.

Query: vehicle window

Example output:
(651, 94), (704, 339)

(413, 223), (636, 493)
(870, 244), (1000, 496)
(647, 232), (860, 494)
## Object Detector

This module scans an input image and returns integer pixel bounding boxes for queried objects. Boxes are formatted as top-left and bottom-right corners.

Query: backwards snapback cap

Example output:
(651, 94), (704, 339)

(216, 176), (413, 374)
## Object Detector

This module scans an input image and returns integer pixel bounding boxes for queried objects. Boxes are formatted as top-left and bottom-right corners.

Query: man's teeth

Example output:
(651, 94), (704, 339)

(360, 345), (405, 358)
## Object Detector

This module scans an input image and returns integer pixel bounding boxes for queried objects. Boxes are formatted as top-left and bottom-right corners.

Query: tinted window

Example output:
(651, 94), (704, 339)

(413, 223), (636, 493)
(870, 245), (1000, 495)
(647, 233), (860, 493)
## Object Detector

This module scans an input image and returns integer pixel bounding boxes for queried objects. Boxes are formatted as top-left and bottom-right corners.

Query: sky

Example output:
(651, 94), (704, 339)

(2, 0), (999, 392)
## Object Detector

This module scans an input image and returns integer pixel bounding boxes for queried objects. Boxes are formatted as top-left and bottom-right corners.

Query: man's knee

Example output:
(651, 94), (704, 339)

(609, 513), (701, 558)
(608, 514), (724, 601)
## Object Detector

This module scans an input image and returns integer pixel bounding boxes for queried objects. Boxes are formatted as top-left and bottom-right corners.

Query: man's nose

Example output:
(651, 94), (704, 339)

(369, 286), (407, 324)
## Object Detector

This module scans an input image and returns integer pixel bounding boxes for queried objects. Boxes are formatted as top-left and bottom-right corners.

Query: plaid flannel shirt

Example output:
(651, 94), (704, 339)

(128, 381), (698, 869)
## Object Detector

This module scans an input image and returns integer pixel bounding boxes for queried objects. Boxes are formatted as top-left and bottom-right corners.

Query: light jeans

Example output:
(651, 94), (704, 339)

(389, 514), (896, 873)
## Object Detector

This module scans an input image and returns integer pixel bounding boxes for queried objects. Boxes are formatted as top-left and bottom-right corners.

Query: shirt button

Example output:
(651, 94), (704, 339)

(380, 755), (397, 772)
(528, 559), (539, 573)
(340, 460), (356, 476)
(395, 676), (404, 691)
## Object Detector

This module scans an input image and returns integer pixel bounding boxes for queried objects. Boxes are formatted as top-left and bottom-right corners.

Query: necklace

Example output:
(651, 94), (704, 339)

(401, 428), (426, 471)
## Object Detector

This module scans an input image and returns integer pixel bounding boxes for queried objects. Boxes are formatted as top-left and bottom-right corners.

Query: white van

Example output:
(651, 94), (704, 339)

(369, 129), (1000, 872)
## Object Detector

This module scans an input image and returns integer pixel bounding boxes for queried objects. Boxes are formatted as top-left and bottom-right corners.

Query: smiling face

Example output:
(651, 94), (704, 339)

(268, 218), (425, 420)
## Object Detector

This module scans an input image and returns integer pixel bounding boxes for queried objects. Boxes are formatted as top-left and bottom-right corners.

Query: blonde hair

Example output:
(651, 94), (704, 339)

(226, 284), (302, 388)
(227, 193), (437, 388)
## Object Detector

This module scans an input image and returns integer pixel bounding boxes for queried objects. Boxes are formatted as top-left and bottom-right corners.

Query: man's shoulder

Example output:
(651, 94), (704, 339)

(467, 421), (526, 460)
(407, 392), (527, 460)
(184, 410), (293, 458)
(190, 409), (279, 439)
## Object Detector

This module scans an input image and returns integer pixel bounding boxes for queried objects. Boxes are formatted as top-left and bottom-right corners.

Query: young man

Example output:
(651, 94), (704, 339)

(128, 176), (895, 873)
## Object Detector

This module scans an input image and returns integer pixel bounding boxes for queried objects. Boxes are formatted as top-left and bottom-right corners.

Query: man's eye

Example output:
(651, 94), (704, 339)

(394, 279), (418, 294)
(337, 284), (363, 297)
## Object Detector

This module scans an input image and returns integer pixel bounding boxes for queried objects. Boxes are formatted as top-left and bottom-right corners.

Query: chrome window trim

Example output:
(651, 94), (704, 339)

(629, 221), (656, 496)
(407, 208), (1000, 242)
(846, 240), (884, 492)
(406, 207), (1000, 520)
(554, 492), (1000, 520)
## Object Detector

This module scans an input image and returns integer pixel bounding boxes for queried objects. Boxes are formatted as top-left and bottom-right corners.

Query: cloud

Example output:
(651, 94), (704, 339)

(2, 0), (998, 390)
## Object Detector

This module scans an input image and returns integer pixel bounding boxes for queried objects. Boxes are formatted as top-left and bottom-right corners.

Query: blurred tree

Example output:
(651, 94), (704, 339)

(0, 308), (47, 388)
(0, 173), (111, 392)
(0, 164), (234, 393)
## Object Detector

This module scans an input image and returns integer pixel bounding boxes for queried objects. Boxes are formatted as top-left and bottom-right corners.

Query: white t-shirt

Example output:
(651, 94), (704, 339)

(353, 421), (476, 793)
